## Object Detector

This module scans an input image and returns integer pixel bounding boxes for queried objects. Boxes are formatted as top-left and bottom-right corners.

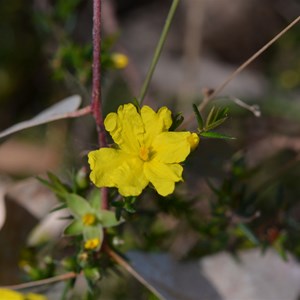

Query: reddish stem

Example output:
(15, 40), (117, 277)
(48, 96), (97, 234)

(92, 0), (108, 210)
(92, 0), (107, 148)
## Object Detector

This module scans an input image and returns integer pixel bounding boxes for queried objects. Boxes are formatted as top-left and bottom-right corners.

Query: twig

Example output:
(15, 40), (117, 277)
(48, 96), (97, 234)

(138, 0), (181, 104)
(92, 0), (107, 149)
(92, 0), (108, 210)
(60, 105), (92, 119)
(0, 272), (77, 290)
(230, 97), (261, 117)
(105, 246), (163, 299)
(181, 15), (300, 128)
(202, 15), (300, 109)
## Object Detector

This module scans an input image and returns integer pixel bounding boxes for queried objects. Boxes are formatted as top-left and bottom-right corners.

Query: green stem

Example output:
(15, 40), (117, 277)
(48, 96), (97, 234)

(138, 0), (180, 104)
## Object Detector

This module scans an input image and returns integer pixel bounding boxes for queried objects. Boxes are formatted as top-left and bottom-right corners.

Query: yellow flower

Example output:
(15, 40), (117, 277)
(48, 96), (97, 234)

(0, 289), (23, 300)
(0, 289), (47, 300)
(84, 238), (101, 250)
(26, 293), (47, 300)
(82, 213), (97, 226)
(88, 103), (199, 197)
(111, 53), (129, 69)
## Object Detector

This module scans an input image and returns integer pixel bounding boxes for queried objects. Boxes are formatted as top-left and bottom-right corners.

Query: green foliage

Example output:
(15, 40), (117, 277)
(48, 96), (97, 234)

(200, 131), (235, 140)
(55, 0), (82, 21)
(2, 1), (300, 299)
(20, 252), (56, 281)
(37, 172), (70, 202)
(170, 113), (184, 131)
(193, 104), (234, 140)
(112, 196), (138, 220)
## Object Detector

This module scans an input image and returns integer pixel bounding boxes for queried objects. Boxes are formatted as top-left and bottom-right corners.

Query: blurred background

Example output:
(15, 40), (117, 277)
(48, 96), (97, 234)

(0, 0), (300, 298)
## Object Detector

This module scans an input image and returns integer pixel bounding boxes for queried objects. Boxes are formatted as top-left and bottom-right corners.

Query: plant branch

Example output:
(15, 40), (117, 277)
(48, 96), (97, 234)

(201, 15), (300, 110)
(105, 246), (163, 299)
(92, 0), (107, 148)
(92, 0), (108, 210)
(61, 105), (92, 119)
(0, 272), (77, 290)
(138, 0), (181, 104)
(181, 15), (300, 128)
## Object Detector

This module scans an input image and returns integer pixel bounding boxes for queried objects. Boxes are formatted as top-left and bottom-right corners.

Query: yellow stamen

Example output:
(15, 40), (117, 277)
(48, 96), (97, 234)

(139, 146), (150, 161)
(82, 213), (96, 226)
(84, 238), (100, 250)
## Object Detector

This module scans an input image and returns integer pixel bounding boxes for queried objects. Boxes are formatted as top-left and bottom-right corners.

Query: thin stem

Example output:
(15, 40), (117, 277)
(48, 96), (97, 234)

(92, 0), (107, 148)
(138, 0), (181, 104)
(105, 246), (163, 299)
(92, 0), (108, 210)
(202, 15), (300, 107)
(60, 105), (92, 119)
(180, 15), (300, 128)
(0, 272), (77, 290)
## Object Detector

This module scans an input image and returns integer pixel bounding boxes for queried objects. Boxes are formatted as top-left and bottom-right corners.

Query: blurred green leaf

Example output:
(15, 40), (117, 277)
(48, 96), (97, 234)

(237, 223), (260, 245)
(64, 220), (83, 236)
(274, 234), (288, 261)
(200, 131), (235, 139)
(67, 194), (91, 217)
(192, 104), (204, 130)
(88, 188), (102, 211)
(37, 172), (71, 202)
(98, 210), (124, 228)
(204, 106), (229, 131)
(170, 113), (184, 131)
(84, 267), (101, 283)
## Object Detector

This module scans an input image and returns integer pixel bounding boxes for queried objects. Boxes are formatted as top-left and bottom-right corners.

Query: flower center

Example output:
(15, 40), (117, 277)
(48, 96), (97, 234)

(84, 238), (100, 250)
(82, 213), (96, 226)
(139, 146), (150, 161)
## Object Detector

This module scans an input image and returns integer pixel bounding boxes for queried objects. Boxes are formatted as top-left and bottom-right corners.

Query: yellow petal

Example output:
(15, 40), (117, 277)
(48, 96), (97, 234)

(152, 132), (192, 163)
(144, 161), (183, 196)
(104, 104), (144, 153)
(0, 289), (23, 300)
(26, 293), (47, 300)
(88, 148), (148, 196)
(188, 133), (200, 151)
(141, 105), (172, 146)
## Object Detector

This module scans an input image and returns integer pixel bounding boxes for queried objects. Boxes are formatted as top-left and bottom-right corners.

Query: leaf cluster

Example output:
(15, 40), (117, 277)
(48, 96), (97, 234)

(193, 104), (235, 140)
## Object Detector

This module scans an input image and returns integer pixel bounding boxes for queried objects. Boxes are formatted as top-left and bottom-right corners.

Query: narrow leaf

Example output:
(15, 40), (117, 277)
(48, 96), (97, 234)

(88, 188), (102, 211)
(47, 172), (69, 194)
(64, 220), (83, 236)
(200, 131), (235, 140)
(204, 117), (228, 131)
(98, 210), (124, 228)
(0, 95), (81, 139)
(170, 113), (184, 131)
(36, 176), (67, 201)
(237, 223), (259, 245)
(67, 194), (91, 217)
(50, 203), (67, 213)
(205, 106), (216, 128)
(192, 104), (204, 130)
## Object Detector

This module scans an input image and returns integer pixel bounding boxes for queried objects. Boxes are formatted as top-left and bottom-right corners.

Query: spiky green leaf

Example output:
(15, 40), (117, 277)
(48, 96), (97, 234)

(192, 104), (204, 130)
(200, 131), (235, 140)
